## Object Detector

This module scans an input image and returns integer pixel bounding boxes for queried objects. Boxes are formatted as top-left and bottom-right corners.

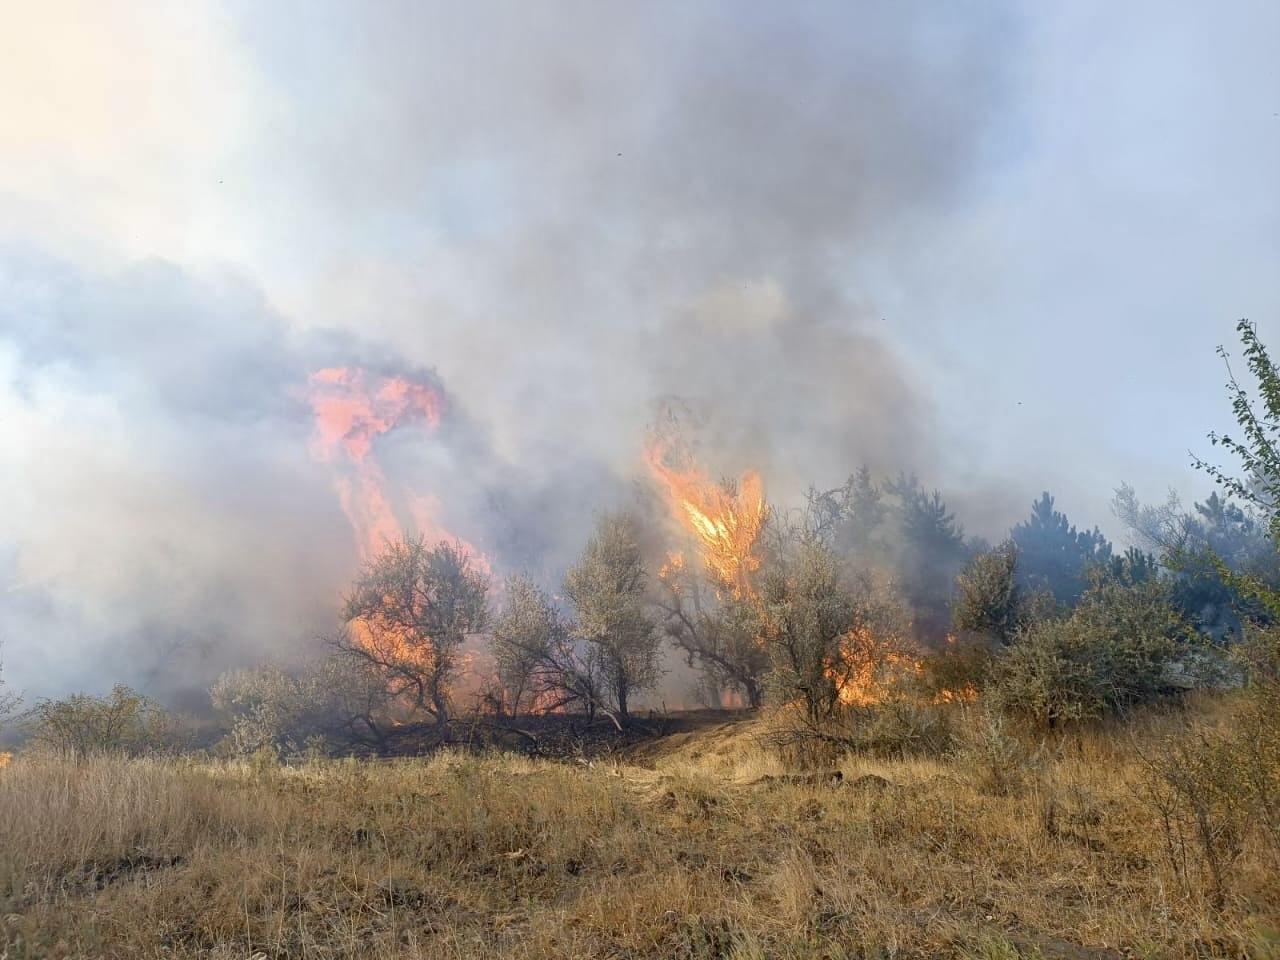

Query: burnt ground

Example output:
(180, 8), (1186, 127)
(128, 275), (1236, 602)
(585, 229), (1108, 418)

(436, 707), (759, 762)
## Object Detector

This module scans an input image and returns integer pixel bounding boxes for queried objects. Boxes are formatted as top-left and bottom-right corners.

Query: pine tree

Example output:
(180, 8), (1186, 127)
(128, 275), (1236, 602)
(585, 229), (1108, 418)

(1011, 492), (1112, 605)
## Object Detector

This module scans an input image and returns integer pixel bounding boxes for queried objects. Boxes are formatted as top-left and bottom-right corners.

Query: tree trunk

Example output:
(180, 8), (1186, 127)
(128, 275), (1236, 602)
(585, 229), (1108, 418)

(616, 677), (629, 723)
(433, 687), (450, 726)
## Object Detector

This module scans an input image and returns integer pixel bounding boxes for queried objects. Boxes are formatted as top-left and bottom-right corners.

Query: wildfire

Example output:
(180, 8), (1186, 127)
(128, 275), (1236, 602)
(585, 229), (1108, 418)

(827, 627), (924, 707)
(308, 365), (493, 697)
(644, 435), (767, 598)
(307, 366), (486, 568)
(826, 628), (979, 706)
(934, 685), (979, 704)
(308, 367), (444, 560)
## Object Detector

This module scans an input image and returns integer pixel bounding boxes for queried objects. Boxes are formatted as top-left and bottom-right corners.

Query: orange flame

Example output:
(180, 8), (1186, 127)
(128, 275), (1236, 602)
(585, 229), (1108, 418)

(934, 685), (979, 704)
(307, 366), (488, 571)
(644, 436), (767, 598)
(308, 366), (492, 703)
(827, 627), (924, 706)
(826, 629), (979, 707)
(308, 367), (444, 561)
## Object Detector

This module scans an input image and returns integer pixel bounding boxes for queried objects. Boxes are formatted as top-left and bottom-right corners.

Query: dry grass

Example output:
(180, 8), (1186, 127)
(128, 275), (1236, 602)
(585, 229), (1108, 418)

(1, 704), (1277, 959)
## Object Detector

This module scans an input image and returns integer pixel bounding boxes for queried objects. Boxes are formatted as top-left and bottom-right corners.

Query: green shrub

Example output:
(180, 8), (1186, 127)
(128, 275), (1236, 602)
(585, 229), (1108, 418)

(952, 542), (1023, 644)
(20, 685), (183, 758)
(211, 652), (389, 758)
(992, 576), (1189, 728)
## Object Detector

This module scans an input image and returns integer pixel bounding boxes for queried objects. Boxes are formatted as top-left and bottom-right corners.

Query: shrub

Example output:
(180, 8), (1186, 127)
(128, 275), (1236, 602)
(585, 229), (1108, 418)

(1229, 627), (1280, 872)
(992, 576), (1189, 728)
(849, 697), (955, 758)
(952, 542), (1023, 644)
(919, 636), (993, 702)
(952, 708), (1038, 797)
(20, 685), (183, 759)
(1138, 729), (1247, 911)
(990, 618), (1109, 727)
(211, 652), (391, 758)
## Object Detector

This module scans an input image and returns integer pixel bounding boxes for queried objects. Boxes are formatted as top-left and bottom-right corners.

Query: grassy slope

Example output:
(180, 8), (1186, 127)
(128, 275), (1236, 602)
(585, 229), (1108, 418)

(0, 709), (1276, 959)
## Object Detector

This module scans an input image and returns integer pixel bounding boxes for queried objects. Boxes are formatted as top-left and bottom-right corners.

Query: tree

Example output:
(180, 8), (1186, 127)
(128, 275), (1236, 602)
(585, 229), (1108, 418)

(1114, 484), (1280, 639)
(337, 537), (488, 727)
(889, 475), (971, 641)
(759, 541), (856, 724)
(563, 513), (661, 722)
(952, 542), (1023, 645)
(1197, 320), (1280, 540)
(1106, 545), (1159, 586)
(657, 556), (769, 708)
(805, 470), (972, 643)
(1011, 492), (1112, 605)
(490, 574), (607, 720)
(804, 465), (889, 554)
(490, 575), (549, 716)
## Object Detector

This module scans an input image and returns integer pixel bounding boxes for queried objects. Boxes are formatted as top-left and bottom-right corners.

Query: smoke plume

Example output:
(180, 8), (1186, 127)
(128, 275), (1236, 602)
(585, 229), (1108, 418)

(0, 2), (1021, 700)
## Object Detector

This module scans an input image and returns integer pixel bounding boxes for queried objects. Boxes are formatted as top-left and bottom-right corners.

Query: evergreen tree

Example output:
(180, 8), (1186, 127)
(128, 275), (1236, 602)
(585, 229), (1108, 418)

(1114, 482), (1280, 639)
(889, 474), (971, 641)
(1011, 492), (1112, 605)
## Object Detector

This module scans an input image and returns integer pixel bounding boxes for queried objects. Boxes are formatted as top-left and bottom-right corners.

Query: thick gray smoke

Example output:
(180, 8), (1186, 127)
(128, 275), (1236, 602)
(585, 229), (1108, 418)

(0, 2), (1022, 700)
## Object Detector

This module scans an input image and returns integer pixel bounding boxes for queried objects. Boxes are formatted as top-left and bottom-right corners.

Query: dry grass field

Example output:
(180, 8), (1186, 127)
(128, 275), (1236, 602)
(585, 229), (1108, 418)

(0, 704), (1276, 960)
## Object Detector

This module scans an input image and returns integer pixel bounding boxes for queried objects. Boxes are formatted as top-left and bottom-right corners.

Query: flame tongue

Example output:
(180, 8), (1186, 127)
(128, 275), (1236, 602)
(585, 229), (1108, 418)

(645, 435), (767, 598)
(309, 366), (442, 463)
(306, 366), (488, 573)
(307, 366), (446, 561)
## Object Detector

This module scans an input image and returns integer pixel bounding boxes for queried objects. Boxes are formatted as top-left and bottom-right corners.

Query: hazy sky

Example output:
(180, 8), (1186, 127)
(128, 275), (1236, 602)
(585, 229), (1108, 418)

(1, 1), (1277, 696)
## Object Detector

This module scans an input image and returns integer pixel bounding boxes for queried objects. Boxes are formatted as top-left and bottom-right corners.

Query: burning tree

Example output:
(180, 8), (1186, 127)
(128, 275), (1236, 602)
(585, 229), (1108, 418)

(657, 552), (770, 708)
(645, 421), (772, 707)
(563, 512), (660, 723)
(337, 536), (489, 727)
(758, 538), (919, 728)
(645, 432), (768, 599)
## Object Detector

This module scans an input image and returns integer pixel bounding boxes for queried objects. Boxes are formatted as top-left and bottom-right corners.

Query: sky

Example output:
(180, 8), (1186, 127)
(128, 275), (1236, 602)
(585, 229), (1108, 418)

(1, 1), (1277, 698)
